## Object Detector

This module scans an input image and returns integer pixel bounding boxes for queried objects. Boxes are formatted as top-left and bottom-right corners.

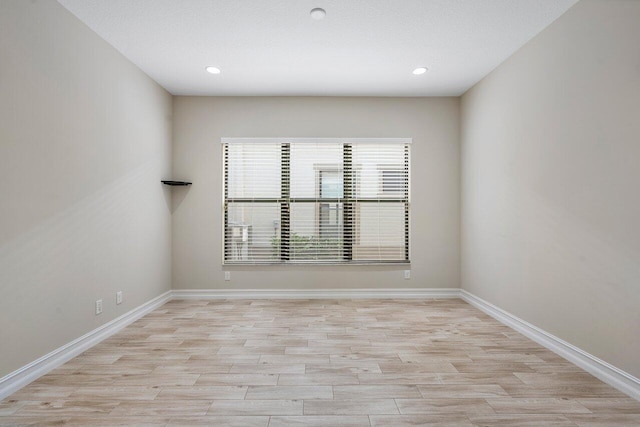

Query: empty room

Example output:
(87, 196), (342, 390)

(1, 0), (639, 425)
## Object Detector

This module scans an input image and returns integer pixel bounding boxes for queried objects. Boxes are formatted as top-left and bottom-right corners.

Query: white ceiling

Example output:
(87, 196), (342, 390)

(58, 0), (577, 96)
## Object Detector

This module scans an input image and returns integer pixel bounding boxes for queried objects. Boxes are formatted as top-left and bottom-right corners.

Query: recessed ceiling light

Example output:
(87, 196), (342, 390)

(412, 67), (428, 75)
(310, 8), (326, 20)
(205, 66), (221, 75)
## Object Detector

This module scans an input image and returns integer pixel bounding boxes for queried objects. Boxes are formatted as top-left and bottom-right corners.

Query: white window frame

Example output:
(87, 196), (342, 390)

(222, 138), (411, 265)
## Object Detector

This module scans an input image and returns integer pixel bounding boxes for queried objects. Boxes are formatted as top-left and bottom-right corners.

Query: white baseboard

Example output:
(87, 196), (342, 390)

(171, 288), (460, 300)
(460, 289), (640, 401)
(0, 290), (172, 401)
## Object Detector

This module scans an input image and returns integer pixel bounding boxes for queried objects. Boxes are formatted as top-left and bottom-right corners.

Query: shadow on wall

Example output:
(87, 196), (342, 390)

(0, 158), (166, 375)
(169, 186), (190, 214)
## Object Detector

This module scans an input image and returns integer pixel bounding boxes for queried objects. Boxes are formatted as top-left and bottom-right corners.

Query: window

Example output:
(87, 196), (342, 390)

(318, 169), (343, 239)
(223, 138), (410, 264)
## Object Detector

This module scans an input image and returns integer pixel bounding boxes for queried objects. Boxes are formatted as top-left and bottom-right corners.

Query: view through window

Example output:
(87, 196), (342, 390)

(223, 138), (410, 264)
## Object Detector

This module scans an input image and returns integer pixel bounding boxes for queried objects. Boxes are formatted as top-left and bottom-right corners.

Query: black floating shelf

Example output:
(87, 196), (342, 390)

(162, 180), (192, 186)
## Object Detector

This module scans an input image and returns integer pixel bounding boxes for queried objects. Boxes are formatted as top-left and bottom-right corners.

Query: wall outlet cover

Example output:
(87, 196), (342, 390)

(95, 299), (103, 315)
(116, 291), (123, 305)
(224, 271), (231, 281)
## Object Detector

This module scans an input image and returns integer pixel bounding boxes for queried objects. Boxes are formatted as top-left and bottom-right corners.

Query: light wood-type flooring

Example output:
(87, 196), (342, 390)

(1, 299), (639, 426)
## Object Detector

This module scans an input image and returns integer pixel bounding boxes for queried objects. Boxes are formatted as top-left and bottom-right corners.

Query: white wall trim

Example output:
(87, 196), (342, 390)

(221, 137), (412, 145)
(0, 290), (172, 401)
(171, 288), (460, 300)
(460, 289), (640, 401)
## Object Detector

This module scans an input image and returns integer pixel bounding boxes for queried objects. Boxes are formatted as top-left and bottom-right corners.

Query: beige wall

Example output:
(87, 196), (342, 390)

(172, 97), (460, 290)
(0, 1), (173, 376)
(461, 0), (640, 377)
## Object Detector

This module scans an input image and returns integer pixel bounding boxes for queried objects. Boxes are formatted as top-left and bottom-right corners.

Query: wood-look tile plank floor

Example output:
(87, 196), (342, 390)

(1, 299), (639, 426)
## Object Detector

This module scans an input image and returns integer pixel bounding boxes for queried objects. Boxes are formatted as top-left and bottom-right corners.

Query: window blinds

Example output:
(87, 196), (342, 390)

(223, 138), (410, 264)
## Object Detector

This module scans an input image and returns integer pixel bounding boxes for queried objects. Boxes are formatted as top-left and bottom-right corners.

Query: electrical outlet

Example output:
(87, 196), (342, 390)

(224, 271), (231, 281)
(95, 299), (103, 315)
(116, 291), (123, 305)
(404, 270), (411, 280)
